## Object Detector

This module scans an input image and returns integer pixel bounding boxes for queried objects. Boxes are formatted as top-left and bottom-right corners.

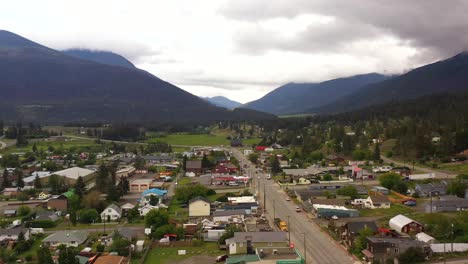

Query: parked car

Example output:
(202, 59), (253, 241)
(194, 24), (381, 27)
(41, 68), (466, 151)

(285, 197), (291, 201)
(295, 206), (301, 212)
(216, 254), (229, 262)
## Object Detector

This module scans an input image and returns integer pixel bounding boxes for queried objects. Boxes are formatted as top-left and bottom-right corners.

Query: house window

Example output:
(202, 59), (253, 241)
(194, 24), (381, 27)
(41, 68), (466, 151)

(239, 242), (244, 247)
(108, 209), (112, 212)
(394, 248), (399, 253)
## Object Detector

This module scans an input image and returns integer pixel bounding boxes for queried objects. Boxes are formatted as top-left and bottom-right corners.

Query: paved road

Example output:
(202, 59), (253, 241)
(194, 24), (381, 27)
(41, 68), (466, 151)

(231, 148), (356, 264)
(66, 135), (207, 148)
(381, 155), (456, 179)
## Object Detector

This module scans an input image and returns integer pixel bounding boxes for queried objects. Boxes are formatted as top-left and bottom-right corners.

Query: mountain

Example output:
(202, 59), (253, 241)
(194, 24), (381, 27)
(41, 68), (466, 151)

(312, 52), (468, 114)
(0, 30), (275, 123)
(63, 49), (136, 69)
(243, 73), (388, 115)
(203, 96), (242, 109)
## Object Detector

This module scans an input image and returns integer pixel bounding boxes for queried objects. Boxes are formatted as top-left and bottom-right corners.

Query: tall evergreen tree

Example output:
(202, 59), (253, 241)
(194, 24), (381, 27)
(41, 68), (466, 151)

(33, 175), (42, 189)
(1, 168), (10, 190)
(373, 143), (381, 161)
(58, 246), (79, 264)
(32, 143), (37, 153)
(15, 169), (24, 188)
(37, 247), (54, 264)
(74, 176), (86, 197)
(95, 164), (109, 193)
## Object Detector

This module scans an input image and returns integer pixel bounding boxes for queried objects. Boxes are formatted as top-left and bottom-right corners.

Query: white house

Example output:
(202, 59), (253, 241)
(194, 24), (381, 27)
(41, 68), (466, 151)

(100, 204), (122, 221)
(0, 227), (30, 243)
(365, 196), (391, 209)
(189, 197), (211, 217)
(138, 204), (168, 216)
(42, 230), (89, 247)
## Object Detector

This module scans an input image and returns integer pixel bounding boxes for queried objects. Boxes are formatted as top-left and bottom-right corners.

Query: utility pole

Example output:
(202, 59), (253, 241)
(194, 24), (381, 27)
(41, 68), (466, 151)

(273, 199), (276, 219)
(287, 215), (291, 244)
(451, 223), (454, 253)
(303, 233), (307, 264)
(263, 183), (266, 213)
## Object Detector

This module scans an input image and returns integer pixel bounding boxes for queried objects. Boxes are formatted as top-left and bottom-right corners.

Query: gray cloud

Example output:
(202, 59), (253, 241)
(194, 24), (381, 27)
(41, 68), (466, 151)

(222, 0), (468, 60)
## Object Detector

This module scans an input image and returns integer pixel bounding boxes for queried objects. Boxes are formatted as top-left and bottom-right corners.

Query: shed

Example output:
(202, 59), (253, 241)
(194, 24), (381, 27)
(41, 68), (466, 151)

(416, 232), (435, 244)
(389, 214), (424, 234)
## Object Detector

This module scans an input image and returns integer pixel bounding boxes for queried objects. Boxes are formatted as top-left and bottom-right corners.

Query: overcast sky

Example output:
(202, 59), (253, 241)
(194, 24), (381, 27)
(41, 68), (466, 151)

(1, 0), (468, 103)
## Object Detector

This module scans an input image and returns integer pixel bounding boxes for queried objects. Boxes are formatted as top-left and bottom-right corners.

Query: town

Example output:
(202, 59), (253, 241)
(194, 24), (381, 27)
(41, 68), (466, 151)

(0, 122), (467, 264)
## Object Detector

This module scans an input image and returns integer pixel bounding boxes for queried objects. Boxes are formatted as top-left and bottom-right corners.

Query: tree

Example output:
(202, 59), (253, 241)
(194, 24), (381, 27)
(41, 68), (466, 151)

(373, 143), (381, 161)
(270, 155), (281, 175)
(78, 209), (99, 224)
(379, 172), (404, 191)
(18, 205), (31, 216)
(70, 210), (77, 226)
(32, 143), (37, 153)
(126, 206), (140, 223)
(149, 195), (158, 206)
(74, 176), (86, 197)
(322, 174), (333, 181)
(447, 180), (467, 198)
(352, 227), (374, 255)
(248, 153), (259, 164)
(81, 191), (105, 210)
(1, 168), (10, 189)
(15, 169), (24, 188)
(106, 183), (121, 202)
(182, 155), (188, 171)
(219, 225), (242, 244)
(33, 175), (42, 189)
(398, 247), (426, 264)
(110, 232), (131, 256)
(37, 247), (54, 264)
(95, 164), (109, 192)
(145, 209), (169, 228)
(337, 185), (358, 199)
(58, 246), (79, 264)
(201, 154), (211, 168)
(134, 156), (146, 170)
(48, 174), (65, 194)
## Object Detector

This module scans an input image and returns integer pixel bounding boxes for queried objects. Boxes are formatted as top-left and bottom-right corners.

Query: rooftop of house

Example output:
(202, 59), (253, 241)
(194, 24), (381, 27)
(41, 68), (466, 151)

(103, 204), (122, 215)
(186, 160), (202, 169)
(369, 195), (390, 203)
(310, 199), (346, 207)
(43, 230), (89, 244)
(213, 209), (246, 217)
(94, 255), (128, 264)
(367, 236), (427, 247)
(189, 196), (211, 204)
(141, 188), (167, 197)
(226, 232), (287, 244)
(0, 227), (28, 237)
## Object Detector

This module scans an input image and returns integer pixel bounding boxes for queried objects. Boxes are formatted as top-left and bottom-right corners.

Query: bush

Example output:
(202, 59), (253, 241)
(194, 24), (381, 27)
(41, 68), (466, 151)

(18, 205), (31, 216)
(30, 220), (57, 228)
(78, 209), (99, 224)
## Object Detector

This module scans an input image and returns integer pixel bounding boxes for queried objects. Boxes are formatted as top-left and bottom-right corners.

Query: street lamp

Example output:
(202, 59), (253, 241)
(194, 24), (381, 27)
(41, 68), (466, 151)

(273, 199), (276, 219)
(303, 233), (307, 264)
(287, 215), (291, 244)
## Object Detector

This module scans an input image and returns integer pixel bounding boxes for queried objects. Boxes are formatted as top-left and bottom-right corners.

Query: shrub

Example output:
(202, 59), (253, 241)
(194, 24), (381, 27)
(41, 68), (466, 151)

(30, 220), (57, 228)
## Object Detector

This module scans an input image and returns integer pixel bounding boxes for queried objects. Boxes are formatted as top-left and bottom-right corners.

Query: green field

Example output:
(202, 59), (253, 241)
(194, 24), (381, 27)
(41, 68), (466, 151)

(439, 163), (468, 174)
(146, 134), (229, 146)
(0, 138), (101, 154)
(359, 203), (415, 218)
(144, 242), (222, 264)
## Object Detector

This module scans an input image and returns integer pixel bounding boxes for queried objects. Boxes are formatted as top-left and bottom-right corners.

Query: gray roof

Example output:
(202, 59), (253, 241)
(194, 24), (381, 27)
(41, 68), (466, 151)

(213, 209), (246, 217)
(370, 195), (390, 203)
(43, 230), (89, 244)
(143, 155), (173, 161)
(103, 204), (122, 215)
(189, 196), (211, 204)
(186, 160), (202, 169)
(227, 232), (287, 243)
(116, 227), (137, 240)
(36, 211), (59, 221)
(0, 227), (28, 236)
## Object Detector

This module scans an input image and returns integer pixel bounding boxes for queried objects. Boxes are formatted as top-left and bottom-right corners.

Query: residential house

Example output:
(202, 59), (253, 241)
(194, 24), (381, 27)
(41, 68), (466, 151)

(415, 182), (447, 197)
(101, 204), (122, 221)
(1, 187), (19, 198)
(116, 227), (137, 241)
(35, 211), (59, 222)
(185, 160), (203, 174)
(143, 155), (174, 165)
(213, 209), (245, 223)
(138, 204), (167, 216)
(425, 196), (468, 213)
(295, 189), (337, 202)
(47, 195), (68, 212)
(365, 196), (391, 209)
(223, 203), (259, 216)
(121, 203), (135, 215)
(3, 209), (17, 217)
(42, 230), (89, 247)
(370, 186), (390, 195)
(342, 221), (378, 248)
(140, 188), (167, 205)
(0, 227), (30, 245)
(362, 237), (431, 263)
(188, 196), (211, 217)
(226, 232), (288, 255)
(389, 214), (424, 234)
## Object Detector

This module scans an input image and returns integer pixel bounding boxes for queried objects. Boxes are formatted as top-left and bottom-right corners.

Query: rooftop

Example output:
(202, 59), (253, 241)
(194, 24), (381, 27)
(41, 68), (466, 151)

(43, 230), (89, 244)
(226, 232), (287, 244)
(53, 167), (95, 180)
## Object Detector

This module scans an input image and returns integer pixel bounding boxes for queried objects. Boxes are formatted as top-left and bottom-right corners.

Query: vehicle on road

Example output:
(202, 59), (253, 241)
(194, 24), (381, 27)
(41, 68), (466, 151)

(216, 254), (229, 262)
(274, 218), (288, 231)
(266, 174), (272, 180)
(295, 206), (301, 212)
(285, 197), (291, 201)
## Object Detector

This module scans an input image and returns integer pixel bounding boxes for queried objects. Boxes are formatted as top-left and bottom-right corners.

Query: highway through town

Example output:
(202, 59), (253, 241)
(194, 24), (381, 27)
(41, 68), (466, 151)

(231, 148), (356, 264)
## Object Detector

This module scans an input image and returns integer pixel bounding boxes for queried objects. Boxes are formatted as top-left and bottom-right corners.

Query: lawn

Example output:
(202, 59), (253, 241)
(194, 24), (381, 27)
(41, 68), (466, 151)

(0, 138), (101, 154)
(47, 221), (120, 231)
(168, 198), (189, 221)
(359, 203), (415, 218)
(439, 163), (468, 174)
(146, 134), (229, 146)
(144, 242), (222, 264)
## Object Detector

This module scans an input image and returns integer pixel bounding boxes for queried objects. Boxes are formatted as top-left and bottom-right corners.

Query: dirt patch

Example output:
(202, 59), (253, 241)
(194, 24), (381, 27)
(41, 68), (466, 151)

(175, 255), (217, 264)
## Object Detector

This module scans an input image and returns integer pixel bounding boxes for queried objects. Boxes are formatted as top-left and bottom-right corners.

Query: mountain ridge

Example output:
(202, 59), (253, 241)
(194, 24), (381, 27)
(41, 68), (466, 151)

(203, 96), (242, 109)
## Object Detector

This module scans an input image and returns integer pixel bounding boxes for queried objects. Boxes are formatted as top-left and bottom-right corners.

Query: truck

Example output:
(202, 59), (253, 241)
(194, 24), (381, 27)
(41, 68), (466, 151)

(274, 218), (288, 231)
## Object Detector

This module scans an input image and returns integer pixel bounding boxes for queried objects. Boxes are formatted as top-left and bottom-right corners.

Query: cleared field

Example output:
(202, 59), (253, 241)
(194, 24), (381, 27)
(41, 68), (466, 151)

(144, 243), (221, 264)
(0, 138), (101, 154)
(439, 163), (468, 174)
(146, 134), (229, 146)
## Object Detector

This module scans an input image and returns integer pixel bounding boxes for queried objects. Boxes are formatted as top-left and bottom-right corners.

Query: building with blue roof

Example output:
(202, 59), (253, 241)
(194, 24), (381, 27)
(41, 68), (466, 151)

(141, 188), (168, 205)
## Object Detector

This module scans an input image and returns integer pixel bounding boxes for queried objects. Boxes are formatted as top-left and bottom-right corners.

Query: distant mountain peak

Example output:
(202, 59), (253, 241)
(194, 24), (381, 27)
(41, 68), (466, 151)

(0, 30), (45, 49)
(203, 96), (242, 109)
(62, 49), (136, 69)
